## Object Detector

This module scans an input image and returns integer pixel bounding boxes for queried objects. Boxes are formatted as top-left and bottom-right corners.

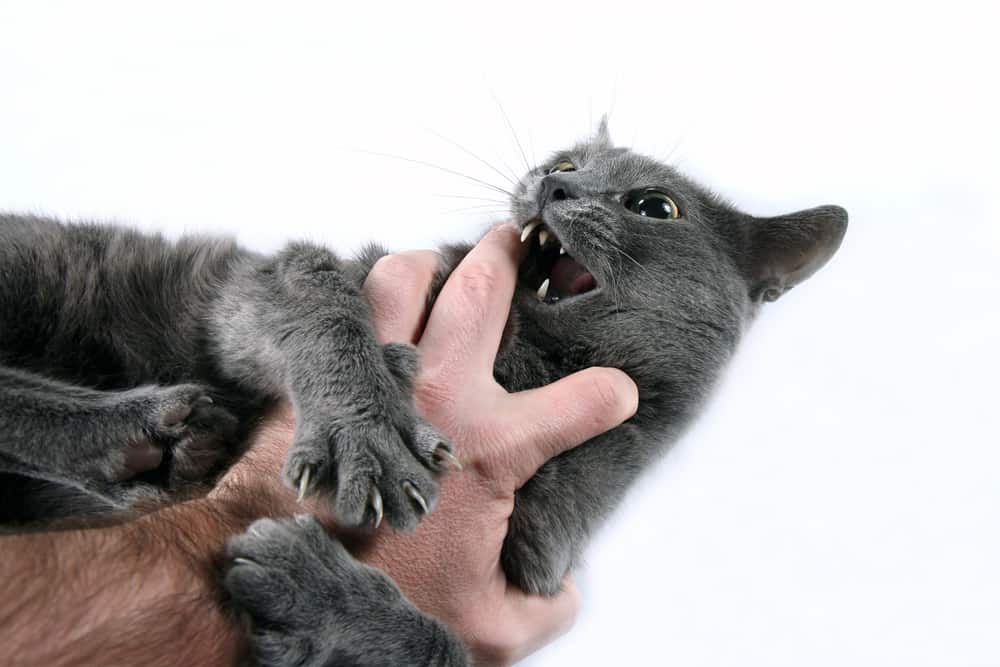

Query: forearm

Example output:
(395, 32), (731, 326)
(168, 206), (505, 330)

(0, 488), (276, 666)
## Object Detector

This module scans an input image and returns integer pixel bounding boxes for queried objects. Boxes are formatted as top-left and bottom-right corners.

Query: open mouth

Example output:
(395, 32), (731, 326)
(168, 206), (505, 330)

(518, 219), (598, 304)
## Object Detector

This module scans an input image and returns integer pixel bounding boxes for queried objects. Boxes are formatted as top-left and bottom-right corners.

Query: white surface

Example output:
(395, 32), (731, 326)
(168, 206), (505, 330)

(1, 2), (998, 665)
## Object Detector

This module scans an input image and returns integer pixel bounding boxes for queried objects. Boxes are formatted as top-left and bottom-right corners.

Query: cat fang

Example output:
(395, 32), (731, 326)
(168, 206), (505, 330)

(520, 220), (598, 304)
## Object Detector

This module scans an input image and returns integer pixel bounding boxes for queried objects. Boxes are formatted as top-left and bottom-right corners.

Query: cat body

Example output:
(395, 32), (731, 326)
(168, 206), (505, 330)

(0, 122), (846, 665)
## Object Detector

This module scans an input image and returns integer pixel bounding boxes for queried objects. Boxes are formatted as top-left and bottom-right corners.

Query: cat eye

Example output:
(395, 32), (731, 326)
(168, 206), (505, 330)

(547, 160), (576, 174)
(622, 189), (681, 220)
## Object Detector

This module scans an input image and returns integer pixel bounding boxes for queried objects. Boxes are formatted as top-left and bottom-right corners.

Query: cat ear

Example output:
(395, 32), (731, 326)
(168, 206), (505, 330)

(746, 205), (848, 302)
(594, 114), (612, 148)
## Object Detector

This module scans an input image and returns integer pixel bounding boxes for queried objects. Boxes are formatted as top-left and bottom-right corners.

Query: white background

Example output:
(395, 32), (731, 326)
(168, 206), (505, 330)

(1, 2), (998, 665)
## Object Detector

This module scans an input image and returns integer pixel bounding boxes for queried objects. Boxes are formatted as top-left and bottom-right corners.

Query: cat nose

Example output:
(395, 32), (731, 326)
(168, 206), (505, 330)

(539, 174), (580, 208)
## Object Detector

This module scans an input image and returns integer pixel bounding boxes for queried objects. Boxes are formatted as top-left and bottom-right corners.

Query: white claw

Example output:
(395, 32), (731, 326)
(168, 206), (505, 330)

(559, 246), (566, 255)
(435, 447), (463, 471)
(233, 557), (256, 567)
(520, 220), (541, 243)
(370, 488), (384, 529)
(403, 482), (429, 515)
(538, 229), (550, 246)
(536, 278), (550, 300)
(296, 466), (312, 503)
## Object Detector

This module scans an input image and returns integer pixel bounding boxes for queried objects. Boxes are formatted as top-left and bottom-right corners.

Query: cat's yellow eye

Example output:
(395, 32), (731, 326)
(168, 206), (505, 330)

(622, 189), (681, 220)
(547, 160), (576, 175)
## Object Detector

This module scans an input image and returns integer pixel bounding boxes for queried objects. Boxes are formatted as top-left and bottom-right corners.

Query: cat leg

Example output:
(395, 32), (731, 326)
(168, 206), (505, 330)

(0, 365), (238, 515)
(224, 515), (469, 667)
(213, 244), (455, 531)
(500, 425), (647, 595)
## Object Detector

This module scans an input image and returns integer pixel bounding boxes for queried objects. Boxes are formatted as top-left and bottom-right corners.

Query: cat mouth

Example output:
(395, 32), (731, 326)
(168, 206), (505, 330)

(517, 219), (598, 304)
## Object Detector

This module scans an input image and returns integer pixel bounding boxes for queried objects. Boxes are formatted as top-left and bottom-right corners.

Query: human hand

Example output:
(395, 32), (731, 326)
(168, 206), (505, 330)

(211, 225), (638, 665)
(355, 225), (638, 666)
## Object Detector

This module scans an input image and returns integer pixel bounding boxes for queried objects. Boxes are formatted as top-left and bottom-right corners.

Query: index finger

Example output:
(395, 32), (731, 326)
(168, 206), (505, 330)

(363, 250), (442, 345)
(418, 224), (524, 377)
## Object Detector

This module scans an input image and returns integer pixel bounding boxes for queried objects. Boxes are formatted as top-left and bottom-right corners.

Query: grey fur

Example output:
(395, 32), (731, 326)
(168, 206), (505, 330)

(0, 123), (846, 665)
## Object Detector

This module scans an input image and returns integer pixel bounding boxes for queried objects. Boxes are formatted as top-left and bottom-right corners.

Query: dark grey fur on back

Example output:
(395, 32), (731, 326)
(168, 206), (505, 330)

(0, 122), (846, 666)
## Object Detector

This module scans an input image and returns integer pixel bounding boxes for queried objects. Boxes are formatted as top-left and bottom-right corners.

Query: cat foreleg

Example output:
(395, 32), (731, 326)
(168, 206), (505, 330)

(212, 243), (455, 531)
(224, 515), (470, 667)
(0, 365), (237, 514)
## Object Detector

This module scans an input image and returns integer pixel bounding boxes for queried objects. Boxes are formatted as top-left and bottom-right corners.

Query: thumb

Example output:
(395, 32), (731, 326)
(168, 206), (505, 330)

(501, 367), (638, 485)
(496, 577), (581, 664)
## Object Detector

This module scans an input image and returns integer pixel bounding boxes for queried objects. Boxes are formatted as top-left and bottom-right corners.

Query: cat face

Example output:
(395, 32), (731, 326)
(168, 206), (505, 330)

(507, 119), (847, 412)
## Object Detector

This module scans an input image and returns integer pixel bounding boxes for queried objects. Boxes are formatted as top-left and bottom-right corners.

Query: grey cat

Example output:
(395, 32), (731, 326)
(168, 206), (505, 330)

(0, 121), (846, 665)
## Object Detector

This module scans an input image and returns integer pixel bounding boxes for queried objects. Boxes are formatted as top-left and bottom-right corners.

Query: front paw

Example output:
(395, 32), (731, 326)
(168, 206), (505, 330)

(224, 516), (418, 667)
(283, 406), (454, 532)
(284, 345), (458, 531)
(501, 499), (574, 596)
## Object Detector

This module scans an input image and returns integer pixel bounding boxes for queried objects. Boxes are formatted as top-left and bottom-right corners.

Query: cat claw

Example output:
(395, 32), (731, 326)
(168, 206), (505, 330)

(403, 481), (429, 515)
(194, 395), (214, 407)
(433, 445), (462, 471)
(296, 466), (313, 502)
(369, 487), (383, 529)
(232, 557), (257, 567)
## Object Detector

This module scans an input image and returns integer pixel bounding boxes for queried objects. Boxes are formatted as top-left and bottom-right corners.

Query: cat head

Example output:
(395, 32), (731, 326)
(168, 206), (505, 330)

(507, 118), (847, 414)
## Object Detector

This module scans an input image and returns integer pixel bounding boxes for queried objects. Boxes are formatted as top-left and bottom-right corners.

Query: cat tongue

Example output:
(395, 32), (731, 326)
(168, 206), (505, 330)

(550, 256), (597, 295)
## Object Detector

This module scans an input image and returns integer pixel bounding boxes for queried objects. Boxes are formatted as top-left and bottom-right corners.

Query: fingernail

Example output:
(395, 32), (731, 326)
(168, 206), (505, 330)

(603, 367), (639, 418)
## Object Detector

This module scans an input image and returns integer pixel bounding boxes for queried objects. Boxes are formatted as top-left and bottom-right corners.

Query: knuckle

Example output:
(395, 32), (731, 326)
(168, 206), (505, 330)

(368, 253), (423, 291)
(582, 368), (635, 420)
(454, 259), (505, 300)
(587, 372), (623, 413)
(468, 628), (517, 667)
(413, 375), (455, 414)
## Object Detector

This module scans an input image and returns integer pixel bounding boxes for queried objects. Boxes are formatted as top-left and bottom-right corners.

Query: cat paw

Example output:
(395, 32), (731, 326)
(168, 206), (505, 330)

(110, 383), (238, 485)
(501, 501), (574, 596)
(382, 342), (419, 392)
(283, 404), (455, 531)
(284, 346), (458, 531)
(224, 515), (419, 667)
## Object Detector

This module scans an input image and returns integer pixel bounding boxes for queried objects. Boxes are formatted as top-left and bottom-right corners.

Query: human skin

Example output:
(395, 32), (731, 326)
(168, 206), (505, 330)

(0, 225), (638, 666)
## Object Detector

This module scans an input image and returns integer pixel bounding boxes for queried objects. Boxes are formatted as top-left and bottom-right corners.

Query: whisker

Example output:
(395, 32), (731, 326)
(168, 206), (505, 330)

(432, 193), (509, 204)
(427, 129), (518, 187)
(490, 89), (531, 173)
(439, 204), (509, 213)
(498, 156), (525, 183)
(347, 148), (513, 198)
(606, 238), (654, 280)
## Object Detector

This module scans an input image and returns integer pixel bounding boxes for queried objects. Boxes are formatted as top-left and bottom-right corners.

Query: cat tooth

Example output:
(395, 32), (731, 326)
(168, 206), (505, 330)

(520, 220), (540, 243)
(539, 229), (550, 246)
(537, 278), (550, 300)
(559, 246), (566, 255)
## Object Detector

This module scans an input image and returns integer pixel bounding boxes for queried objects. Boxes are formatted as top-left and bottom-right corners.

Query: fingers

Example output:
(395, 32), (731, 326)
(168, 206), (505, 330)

(501, 367), (638, 485)
(363, 250), (442, 345)
(419, 225), (524, 377)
